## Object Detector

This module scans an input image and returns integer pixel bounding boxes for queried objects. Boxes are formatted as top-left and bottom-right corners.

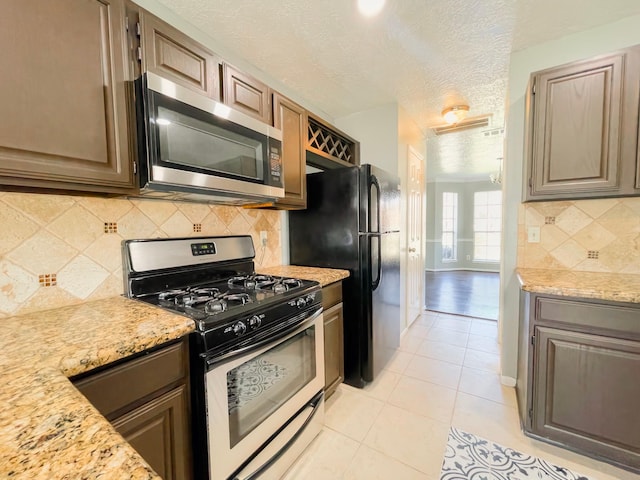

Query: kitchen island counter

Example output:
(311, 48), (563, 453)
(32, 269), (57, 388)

(517, 268), (640, 304)
(0, 296), (194, 479)
(258, 265), (350, 287)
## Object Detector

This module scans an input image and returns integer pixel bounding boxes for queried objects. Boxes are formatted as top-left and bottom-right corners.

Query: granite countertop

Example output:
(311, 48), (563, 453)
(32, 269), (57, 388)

(517, 268), (640, 303)
(0, 297), (195, 479)
(258, 265), (350, 287)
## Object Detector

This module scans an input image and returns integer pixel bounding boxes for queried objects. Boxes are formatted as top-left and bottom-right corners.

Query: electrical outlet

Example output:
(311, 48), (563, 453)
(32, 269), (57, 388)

(259, 231), (268, 246)
(466, 255), (471, 260)
(527, 226), (541, 243)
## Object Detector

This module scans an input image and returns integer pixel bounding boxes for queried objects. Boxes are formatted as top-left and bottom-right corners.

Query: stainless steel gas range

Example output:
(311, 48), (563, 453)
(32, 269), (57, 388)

(122, 235), (325, 480)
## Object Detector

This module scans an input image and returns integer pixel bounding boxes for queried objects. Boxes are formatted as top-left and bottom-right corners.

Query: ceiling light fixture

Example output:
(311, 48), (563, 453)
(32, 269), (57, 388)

(442, 105), (470, 125)
(357, 0), (385, 17)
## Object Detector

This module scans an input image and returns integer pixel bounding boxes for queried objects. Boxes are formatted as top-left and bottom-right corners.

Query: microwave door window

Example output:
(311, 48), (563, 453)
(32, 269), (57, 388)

(155, 105), (264, 181)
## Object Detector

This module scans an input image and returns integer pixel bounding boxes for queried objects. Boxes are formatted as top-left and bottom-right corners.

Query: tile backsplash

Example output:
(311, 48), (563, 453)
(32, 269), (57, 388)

(518, 197), (640, 274)
(0, 192), (281, 318)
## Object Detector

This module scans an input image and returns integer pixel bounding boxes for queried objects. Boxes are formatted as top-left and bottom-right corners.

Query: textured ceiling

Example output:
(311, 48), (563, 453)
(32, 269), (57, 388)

(155, 0), (640, 179)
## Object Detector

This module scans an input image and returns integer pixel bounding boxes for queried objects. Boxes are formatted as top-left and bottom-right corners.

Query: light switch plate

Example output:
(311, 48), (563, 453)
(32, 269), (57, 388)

(527, 226), (541, 243)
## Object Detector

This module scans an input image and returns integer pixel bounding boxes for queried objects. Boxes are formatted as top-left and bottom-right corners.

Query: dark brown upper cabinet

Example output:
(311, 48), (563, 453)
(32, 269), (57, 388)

(525, 47), (640, 201)
(138, 9), (221, 101)
(0, 0), (135, 193)
(272, 92), (307, 209)
(221, 63), (271, 124)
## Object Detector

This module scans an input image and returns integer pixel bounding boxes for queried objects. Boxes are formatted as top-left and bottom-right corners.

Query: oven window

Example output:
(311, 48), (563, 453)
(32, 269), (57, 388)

(154, 104), (264, 181)
(227, 326), (316, 447)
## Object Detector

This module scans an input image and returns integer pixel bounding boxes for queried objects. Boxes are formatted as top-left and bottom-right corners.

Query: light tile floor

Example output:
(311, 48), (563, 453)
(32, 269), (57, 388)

(283, 311), (639, 480)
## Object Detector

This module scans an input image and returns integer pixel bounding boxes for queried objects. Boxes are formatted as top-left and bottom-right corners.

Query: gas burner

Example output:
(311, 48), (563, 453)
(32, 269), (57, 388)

(259, 278), (304, 294)
(203, 293), (252, 315)
(227, 274), (276, 290)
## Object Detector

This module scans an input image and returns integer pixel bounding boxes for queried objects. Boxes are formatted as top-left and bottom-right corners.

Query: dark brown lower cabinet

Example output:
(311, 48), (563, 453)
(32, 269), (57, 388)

(322, 282), (344, 398)
(518, 292), (640, 473)
(113, 386), (190, 480)
(73, 338), (192, 480)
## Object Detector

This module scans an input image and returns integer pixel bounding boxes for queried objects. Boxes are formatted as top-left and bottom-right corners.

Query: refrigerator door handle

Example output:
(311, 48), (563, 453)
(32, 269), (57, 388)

(370, 233), (382, 291)
(369, 175), (381, 234)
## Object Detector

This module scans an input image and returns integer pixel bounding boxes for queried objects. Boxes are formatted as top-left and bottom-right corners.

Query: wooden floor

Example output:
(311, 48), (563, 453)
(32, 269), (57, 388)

(425, 270), (499, 321)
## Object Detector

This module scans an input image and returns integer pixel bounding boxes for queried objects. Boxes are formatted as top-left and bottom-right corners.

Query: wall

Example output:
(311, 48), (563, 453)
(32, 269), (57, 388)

(425, 180), (501, 272)
(0, 192), (281, 318)
(501, 14), (640, 382)
(335, 103), (399, 174)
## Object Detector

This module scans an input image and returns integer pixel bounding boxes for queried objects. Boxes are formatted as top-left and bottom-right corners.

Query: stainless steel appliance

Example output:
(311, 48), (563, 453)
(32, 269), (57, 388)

(289, 164), (401, 387)
(122, 236), (324, 480)
(135, 72), (284, 204)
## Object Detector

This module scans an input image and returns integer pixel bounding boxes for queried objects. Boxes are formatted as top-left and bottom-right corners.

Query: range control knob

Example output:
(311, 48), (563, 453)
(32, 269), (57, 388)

(248, 315), (262, 330)
(305, 294), (315, 304)
(232, 321), (247, 336)
(296, 297), (307, 309)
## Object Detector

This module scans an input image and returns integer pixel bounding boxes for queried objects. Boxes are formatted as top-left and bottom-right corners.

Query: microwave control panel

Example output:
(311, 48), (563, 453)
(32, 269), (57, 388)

(268, 138), (283, 186)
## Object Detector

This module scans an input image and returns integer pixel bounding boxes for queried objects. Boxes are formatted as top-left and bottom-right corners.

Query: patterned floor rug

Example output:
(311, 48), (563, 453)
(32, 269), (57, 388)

(440, 428), (591, 480)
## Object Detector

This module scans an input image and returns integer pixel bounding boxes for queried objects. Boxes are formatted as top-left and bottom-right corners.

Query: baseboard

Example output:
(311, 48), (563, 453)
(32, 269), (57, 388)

(501, 376), (516, 387)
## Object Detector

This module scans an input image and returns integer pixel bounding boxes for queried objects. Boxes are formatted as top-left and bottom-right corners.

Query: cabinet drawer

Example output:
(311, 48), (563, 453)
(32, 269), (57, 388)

(534, 295), (640, 338)
(74, 340), (187, 419)
(322, 282), (343, 310)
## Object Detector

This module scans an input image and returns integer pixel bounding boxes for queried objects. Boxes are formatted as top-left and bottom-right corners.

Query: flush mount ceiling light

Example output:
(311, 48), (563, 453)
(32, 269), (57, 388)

(442, 105), (470, 125)
(357, 0), (385, 17)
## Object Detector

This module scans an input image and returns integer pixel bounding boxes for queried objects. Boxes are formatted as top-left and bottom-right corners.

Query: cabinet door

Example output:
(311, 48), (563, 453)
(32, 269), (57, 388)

(140, 10), (219, 100)
(323, 302), (345, 398)
(0, 0), (134, 192)
(113, 385), (192, 480)
(273, 92), (306, 208)
(528, 54), (624, 199)
(222, 63), (271, 124)
(532, 326), (640, 469)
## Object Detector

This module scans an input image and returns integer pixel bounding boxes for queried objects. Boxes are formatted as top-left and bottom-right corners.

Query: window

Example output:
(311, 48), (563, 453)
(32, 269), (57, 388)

(474, 190), (502, 262)
(441, 192), (458, 261)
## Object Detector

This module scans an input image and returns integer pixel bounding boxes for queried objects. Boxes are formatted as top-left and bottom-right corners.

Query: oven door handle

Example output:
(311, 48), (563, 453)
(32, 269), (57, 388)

(231, 390), (324, 480)
(205, 306), (323, 367)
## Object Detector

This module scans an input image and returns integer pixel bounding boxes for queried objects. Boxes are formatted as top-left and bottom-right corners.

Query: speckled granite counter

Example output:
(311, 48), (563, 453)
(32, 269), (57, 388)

(0, 297), (194, 479)
(517, 268), (640, 303)
(257, 265), (350, 287)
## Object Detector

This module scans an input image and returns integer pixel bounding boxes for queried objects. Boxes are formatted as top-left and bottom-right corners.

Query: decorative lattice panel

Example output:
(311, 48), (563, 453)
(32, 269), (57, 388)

(308, 118), (355, 163)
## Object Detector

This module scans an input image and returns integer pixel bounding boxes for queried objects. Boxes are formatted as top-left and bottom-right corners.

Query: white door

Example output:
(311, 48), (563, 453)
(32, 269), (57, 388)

(406, 146), (425, 328)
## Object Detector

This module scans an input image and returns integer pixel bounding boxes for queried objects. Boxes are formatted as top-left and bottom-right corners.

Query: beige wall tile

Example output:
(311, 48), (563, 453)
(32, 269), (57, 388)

(0, 260), (38, 316)
(0, 193), (281, 318)
(160, 210), (194, 237)
(134, 199), (178, 225)
(521, 198), (640, 274)
(3, 192), (75, 225)
(555, 206), (592, 236)
(550, 239), (586, 269)
(572, 223), (616, 251)
(7, 230), (78, 274)
(47, 204), (103, 250)
(574, 198), (619, 219)
(0, 200), (40, 255)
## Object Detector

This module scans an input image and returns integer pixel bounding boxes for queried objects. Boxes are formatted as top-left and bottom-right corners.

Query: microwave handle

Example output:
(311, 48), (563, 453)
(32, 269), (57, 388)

(231, 390), (324, 480)
(205, 307), (322, 368)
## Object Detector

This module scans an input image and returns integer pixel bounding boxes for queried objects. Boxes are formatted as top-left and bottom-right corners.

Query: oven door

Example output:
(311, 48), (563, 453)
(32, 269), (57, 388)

(205, 307), (324, 480)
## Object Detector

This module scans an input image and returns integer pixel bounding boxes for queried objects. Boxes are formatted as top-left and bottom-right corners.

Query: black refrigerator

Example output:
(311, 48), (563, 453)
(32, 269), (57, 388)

(289, 164), (401, 387)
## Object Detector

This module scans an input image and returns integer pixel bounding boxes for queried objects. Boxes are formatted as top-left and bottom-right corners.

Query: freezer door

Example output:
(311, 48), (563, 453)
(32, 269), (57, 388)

(361, 230), (401, 382)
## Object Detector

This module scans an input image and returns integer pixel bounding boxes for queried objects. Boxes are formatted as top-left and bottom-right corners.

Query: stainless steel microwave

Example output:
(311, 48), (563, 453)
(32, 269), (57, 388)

(135, 72), (284, 204)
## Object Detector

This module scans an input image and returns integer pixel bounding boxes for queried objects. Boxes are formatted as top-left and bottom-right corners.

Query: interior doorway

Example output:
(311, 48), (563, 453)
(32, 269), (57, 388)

(424, 186), (502, 321)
